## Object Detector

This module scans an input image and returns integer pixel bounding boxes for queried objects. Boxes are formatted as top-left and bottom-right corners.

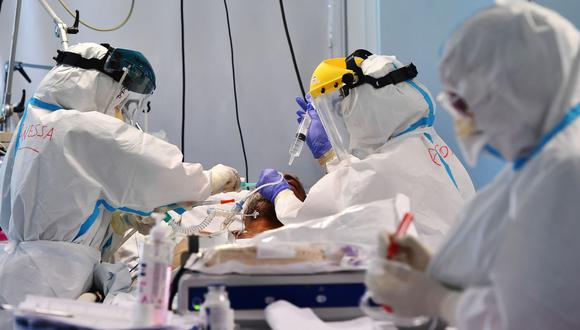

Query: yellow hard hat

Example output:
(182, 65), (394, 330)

(308, 57), (363, 98)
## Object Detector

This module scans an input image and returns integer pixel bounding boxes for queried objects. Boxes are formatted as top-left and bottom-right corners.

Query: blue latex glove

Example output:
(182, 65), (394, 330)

(256, 169), (291, 203)
(296, 97), (333, 160)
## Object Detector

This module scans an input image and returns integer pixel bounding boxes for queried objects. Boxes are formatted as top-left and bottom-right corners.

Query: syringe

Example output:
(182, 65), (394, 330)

(288, 112), (312, 166)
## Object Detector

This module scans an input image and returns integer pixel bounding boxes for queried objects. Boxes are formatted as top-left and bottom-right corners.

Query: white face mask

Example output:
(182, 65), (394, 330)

(454, 117), (489, 167)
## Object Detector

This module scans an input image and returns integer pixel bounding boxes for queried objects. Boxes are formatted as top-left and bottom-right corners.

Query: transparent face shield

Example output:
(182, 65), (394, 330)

(105, 67), (130, 118)
(104, 48), (156, 95)
(437, 90), (491, 165)
(104, 66), (154, 131)
(436, 91), (472, 120)
(436, 91), (481, 139)
(311, 90), (352, 161)
(100, 48), (156, 131)
(120, 92), (152, 132)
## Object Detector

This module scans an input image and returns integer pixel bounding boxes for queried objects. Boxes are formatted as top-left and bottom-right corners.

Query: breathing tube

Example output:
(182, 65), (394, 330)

(166, 172), (285, 236)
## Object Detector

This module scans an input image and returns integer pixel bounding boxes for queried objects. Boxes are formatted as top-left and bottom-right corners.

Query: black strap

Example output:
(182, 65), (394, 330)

(53, 50), (106, 71)
(364, 63), (418, 88)
(343, 49), (372, 89)
(345, 49), (373, 69)
(52, 44), (122, 82)
(341, 49), (418, 96)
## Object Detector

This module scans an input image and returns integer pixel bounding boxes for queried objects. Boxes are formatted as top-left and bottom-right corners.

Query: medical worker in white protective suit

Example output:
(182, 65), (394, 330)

(0, 43), (240, 327)
(257, 50), (475, 249)
(365, 2), (580, 329)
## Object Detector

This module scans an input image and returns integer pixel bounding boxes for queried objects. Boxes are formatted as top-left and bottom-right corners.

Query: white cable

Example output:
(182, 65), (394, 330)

(57, 0), (135, 32)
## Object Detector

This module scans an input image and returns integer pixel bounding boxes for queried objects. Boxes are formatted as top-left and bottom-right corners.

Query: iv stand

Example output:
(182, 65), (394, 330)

(1, 0), (79, 130)
(38, 0), (80, 51)
(1, 0), (23, 131)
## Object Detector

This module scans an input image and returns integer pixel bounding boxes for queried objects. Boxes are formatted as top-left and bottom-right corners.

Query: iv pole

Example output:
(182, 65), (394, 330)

(37, 0), (79, 51)
(1, 0), (23, 130)
(1, 0), (78, 131)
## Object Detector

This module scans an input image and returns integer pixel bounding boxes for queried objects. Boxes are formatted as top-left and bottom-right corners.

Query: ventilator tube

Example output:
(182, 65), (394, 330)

(133, 213), (173, 326)
(168, 210), (216, 236)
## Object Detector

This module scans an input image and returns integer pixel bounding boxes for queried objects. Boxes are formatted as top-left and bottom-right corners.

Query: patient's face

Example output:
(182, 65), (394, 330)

(237, 174), (306, 239)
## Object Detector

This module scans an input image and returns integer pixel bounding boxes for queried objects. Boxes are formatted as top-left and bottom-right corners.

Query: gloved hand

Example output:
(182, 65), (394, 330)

(296, 97), (333, 162)
(132, 215), (157, 235)
(256, 168), (291, 203)
(365, 258), (461, 323)
(379, 233), (432, 272)
(111, 212), (156, 236)
(209, 164), (241, 194)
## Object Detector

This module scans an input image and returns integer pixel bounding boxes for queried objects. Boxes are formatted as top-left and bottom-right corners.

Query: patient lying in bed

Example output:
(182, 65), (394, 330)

(81, 174), (306, 303)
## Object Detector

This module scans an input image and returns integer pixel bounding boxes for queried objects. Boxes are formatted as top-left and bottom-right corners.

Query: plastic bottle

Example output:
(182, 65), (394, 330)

(132, 213), (173, 326)
(201, 284), (235, 330)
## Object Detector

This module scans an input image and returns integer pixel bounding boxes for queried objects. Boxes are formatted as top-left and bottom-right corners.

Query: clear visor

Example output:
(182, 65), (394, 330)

(437, 91), (484, 140)
(311, 90), (352, 161)
(121, 92), (151, 131)
(436, 91), (472, 120)
(104, 48), (156, 95)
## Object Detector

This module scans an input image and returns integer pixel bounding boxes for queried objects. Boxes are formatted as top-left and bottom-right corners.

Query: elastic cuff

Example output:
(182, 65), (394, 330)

(317, 149), (336, 168)
(274, 189), (295, 204)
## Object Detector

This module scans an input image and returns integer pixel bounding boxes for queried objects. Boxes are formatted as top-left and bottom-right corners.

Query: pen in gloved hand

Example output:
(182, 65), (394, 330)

(387, 212), (415, 259)
(381, 211), (414, 314)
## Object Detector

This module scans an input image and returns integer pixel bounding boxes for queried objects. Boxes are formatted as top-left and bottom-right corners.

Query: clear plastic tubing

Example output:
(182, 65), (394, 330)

(167, 209), (216, 236)
(168, 172), (285, 235)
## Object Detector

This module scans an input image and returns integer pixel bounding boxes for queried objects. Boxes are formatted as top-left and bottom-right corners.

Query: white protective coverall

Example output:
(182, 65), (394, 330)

(0, 43), (214, 327)
(276, 55), (475, 250)
(430, 3), (580, 329)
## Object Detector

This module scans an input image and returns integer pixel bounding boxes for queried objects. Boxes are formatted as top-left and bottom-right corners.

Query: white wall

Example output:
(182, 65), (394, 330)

(0, 0), (340, 188)
(3, 1), (578, 190)
(345, 0), (379, 54)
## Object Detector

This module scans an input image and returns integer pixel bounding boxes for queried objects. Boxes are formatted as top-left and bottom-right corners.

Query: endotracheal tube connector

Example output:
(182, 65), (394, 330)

(288, 112), (312, 166)
(220, 172), (285, 230)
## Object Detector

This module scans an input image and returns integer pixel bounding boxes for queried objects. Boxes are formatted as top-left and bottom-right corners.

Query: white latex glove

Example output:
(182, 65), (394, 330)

(111, 212), (156, 236)
(208, 164), (241, 194)
(128, 214), (156, 235)
(365, 258), (461, 324)
(378, 233), (432, 272)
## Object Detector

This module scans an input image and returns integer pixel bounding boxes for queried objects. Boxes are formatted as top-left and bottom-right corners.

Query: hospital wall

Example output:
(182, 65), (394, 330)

(1, 1), (579, 191)
(376, 0), (580, 189)
(0, 0), (342, 189)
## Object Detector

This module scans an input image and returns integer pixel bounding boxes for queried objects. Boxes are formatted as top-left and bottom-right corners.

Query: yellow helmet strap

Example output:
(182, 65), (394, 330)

(340, 49), (419, 97)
